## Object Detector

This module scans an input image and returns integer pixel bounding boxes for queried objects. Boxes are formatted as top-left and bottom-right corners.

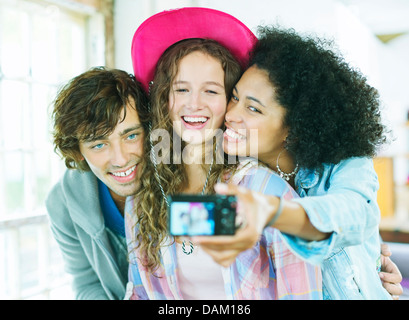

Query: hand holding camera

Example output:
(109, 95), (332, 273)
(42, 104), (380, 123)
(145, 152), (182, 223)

(186, 183), (272, 267)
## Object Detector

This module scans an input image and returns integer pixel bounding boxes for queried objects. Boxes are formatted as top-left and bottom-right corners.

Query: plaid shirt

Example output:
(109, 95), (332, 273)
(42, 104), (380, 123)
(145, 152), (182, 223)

(124, 159), (322, 300)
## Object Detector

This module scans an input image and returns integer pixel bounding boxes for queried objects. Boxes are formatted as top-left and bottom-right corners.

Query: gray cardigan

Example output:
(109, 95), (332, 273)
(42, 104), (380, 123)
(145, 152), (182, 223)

(46, 169), (128, 300)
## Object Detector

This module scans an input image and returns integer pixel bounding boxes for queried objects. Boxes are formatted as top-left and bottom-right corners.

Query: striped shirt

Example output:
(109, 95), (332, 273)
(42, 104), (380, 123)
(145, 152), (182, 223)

(124, 158), (322, 300)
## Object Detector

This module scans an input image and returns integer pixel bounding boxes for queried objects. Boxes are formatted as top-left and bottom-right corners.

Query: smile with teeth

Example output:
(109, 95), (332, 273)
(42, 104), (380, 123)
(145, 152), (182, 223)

(182, 116), (208, 124)
(111, 165), (136, 177)
(225, 128), (246, 140)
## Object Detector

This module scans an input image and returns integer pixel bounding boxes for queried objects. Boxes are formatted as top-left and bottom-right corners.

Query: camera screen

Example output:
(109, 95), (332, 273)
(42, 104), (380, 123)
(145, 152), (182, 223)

(169, 201), (215, 236)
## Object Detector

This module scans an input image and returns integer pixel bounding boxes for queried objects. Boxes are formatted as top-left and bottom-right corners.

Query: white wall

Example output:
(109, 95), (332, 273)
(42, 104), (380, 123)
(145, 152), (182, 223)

(114, 0), (147, 73)
(114, 0), (194, 73)
(377, 34), (409, 184)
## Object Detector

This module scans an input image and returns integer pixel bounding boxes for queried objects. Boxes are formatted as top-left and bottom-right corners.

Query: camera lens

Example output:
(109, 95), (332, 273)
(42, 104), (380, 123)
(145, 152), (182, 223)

(221, 208), (230, 215)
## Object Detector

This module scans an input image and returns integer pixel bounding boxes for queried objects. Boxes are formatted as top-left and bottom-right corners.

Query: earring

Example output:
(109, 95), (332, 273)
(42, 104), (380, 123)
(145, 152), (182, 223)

(148, 81), (154, 95)
(276, 150), (298, 181)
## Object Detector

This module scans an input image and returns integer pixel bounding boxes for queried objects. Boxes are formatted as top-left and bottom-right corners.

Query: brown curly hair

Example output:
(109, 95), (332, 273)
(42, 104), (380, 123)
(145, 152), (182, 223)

(131, 39), (243, 272)
(52, 67), (149, 170)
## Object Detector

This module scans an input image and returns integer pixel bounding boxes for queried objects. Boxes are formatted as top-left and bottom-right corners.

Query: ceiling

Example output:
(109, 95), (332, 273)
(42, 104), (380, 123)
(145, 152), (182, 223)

(338, 0), (409, 42)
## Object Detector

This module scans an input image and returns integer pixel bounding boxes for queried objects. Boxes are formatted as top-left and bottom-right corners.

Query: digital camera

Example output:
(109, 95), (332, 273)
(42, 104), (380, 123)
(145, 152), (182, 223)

(167, 194), (237, 236)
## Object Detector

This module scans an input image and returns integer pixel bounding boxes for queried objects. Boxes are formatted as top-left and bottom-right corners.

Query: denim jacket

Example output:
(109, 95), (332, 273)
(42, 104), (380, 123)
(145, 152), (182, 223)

(280, 157), (391, 299)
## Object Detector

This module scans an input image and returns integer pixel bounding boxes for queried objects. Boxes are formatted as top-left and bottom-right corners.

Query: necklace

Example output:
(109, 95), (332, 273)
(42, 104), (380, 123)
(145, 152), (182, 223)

(181, 151), (215, 255)
(276, 150), (299, 181)
(150, 134), (216, 255)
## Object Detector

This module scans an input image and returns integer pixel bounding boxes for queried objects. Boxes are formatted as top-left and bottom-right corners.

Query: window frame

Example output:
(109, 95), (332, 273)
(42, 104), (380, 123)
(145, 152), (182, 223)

(0, 0), (106, 299)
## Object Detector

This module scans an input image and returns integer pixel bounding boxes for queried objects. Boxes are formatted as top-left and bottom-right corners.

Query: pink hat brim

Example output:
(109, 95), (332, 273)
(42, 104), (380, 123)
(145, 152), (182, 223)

(131, 7), (257, 93)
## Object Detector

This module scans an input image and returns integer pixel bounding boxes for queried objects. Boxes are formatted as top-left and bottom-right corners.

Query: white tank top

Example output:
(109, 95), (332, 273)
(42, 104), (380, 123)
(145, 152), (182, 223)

(176, 242), (227, 300)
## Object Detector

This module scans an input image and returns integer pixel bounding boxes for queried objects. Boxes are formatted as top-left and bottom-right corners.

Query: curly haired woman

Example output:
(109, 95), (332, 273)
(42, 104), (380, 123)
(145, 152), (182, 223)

(196, 26), (393, 299)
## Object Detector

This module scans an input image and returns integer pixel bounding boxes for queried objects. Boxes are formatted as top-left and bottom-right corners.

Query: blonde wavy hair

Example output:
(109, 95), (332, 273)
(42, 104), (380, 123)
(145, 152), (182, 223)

(131, 38), (243, 272)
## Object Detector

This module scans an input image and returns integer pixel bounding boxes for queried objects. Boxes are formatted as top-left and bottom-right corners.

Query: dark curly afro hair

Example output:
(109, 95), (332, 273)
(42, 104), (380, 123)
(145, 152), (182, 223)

(250, 26), (389, 170)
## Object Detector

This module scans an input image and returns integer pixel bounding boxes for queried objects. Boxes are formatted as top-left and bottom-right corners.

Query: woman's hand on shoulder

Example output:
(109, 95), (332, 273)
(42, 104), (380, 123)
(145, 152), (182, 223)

(379, 243), (403, 300)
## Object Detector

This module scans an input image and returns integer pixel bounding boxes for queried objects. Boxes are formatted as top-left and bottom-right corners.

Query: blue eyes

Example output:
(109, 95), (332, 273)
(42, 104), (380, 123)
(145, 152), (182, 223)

(92, 143), (105, 150)
(90, 133), (139, 150)
(127, 133), (137, 140)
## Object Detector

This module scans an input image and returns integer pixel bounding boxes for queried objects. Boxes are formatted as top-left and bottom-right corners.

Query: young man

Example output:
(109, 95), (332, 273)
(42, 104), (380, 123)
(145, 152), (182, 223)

(46, 67), (149, 299)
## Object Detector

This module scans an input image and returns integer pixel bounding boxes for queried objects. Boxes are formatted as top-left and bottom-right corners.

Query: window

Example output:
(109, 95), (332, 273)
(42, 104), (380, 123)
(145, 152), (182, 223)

(0, 0), (105, 299)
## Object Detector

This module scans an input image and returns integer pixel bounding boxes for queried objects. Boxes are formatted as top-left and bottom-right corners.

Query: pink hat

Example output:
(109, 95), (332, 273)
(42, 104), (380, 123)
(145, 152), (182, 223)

(131, 7), (257, 93)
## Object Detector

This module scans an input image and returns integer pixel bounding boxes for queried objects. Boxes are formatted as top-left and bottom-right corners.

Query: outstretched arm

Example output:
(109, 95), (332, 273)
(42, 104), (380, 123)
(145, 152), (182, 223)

(194, 182), (328, 267)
